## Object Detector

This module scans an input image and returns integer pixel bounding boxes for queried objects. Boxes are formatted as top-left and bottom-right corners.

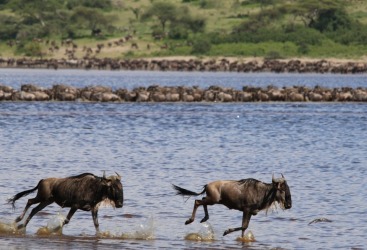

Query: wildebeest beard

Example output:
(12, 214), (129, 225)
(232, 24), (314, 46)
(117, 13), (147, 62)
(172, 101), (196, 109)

(96, 198), (116, 209)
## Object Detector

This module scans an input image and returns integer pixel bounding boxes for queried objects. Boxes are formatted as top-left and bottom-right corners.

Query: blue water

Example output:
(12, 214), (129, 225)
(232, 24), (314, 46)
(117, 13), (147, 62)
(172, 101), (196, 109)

(1, 68), (367, 90)
(0, 69), (366, 249)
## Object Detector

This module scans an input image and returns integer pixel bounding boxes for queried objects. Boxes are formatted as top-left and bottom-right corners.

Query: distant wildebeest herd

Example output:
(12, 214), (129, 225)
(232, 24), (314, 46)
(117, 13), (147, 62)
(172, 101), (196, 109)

(1, 84), (367, 102)
(8, 172), (292, 238)
(1, 57), (367, 73)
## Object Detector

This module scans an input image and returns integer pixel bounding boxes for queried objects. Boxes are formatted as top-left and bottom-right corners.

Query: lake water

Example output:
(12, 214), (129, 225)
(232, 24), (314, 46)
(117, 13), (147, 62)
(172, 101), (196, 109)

(0, 69), (366, 249)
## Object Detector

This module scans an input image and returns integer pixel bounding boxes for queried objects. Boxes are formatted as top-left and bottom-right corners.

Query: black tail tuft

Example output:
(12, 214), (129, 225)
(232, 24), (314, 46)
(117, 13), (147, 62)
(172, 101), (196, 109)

(7, 182), (40, 209)
(172, 184), (206, 196)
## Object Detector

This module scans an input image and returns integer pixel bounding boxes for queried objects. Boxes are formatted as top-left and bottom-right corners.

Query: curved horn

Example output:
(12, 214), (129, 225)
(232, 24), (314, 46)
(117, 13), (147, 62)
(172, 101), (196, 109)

(115, 172), (121, 180)
(281, 173), (285, 179)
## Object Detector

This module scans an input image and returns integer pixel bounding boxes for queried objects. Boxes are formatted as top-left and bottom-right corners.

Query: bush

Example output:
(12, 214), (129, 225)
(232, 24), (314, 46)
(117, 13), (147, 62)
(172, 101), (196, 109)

(0, 14), (18, 39)
(16, 41), (43, 57)
(297, 43), (309, 55)
(191, 36), (211, 54)
(283, 26), (324, 46)
(66, 0), (112, 10)
(168, 24), (189, 40)
(325, 24), (367, 45)
(265, 51), (283, 60)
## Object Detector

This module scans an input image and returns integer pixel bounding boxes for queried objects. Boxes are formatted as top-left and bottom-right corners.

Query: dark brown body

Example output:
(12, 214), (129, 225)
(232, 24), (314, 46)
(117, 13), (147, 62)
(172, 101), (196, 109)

(173, 174), (292, 237)
(8, 172), (123, 233)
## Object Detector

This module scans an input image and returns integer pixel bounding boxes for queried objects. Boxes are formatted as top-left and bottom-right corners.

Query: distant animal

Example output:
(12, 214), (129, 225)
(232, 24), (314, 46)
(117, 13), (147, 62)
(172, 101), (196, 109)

(8, 172), (123, 233)
(308, 218), (332, 225)
(173, 174), (292, 237)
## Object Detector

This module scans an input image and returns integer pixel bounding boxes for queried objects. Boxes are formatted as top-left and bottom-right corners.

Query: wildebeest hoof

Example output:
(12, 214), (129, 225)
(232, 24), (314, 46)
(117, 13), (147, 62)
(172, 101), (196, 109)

(17, 224), (25, 230)
(223, 230), (230, 236)
(185, 219), (194, 225)
(200, 216), (209, 223)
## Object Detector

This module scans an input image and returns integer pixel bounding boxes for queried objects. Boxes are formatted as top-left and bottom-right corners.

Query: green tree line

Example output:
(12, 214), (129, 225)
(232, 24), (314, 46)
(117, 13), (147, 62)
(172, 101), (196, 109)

(0, 0), (367, 58)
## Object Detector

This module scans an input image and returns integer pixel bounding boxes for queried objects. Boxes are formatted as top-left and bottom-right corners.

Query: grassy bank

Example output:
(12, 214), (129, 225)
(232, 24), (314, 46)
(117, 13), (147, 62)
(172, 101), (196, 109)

(1, 0), (367, 60)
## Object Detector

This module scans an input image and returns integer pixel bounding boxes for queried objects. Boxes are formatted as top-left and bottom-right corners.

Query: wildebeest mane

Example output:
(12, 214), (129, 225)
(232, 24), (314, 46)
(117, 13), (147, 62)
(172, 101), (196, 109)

(236, 178), (261, 186)
(59, 174), (104, 204)
(68, 173), (98, 179)
(236, 178), (279, 214)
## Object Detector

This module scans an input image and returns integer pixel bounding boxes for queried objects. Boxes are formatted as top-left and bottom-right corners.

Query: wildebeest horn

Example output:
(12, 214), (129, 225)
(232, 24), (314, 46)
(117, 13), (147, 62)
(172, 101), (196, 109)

(272, 173), (284, 183)
(115, 172), (121, 180)
(281, 173), (285, 179)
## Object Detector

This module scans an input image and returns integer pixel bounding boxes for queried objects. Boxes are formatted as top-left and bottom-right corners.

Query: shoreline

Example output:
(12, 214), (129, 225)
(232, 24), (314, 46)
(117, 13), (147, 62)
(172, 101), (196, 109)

(1, 57), (367, 73)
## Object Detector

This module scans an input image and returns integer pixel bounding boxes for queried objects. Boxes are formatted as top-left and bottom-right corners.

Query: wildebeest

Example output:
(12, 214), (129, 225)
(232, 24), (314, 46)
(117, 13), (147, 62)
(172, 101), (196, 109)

(172, 174), (292, 237)
(7, 172), (123, 233)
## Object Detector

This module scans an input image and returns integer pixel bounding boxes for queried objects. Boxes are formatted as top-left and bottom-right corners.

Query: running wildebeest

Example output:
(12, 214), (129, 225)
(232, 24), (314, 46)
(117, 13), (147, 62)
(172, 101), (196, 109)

(7, 172), (123, 233)
(172, 174), (292, 237)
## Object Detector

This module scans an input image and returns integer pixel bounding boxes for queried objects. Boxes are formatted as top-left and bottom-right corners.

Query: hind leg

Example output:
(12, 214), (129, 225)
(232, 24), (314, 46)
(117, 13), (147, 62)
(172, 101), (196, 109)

(15, 197), (41, 223)
(186, 197), (215, 225)
(17, 201), (53, 229)
(200, 198), (209, 223)
(185, 199), (202, 224)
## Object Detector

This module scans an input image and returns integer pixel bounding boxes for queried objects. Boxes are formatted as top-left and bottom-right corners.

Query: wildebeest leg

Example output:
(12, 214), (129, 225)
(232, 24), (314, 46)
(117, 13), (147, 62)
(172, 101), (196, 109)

(63, 207), (77, 226)
(17, 201), (53, 229)
(185, 199), (203, 225)
(223, 211), (252, 237)
(15, 197), (41, 223)
(186, 197), (215, 225)
(200, 198), (209, 223)
(91, 208), (100, 232)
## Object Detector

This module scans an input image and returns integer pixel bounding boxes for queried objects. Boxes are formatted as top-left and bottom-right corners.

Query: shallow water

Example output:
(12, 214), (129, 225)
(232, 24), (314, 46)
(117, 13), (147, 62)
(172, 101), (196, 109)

(0, 70), (366, 249)
(1, 68), (367, 90)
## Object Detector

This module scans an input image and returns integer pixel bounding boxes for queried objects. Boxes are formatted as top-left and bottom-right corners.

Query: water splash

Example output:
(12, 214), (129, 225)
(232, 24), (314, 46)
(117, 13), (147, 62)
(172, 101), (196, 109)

(98, 215), (155, 240)
(184, 222), (215, 241)
(121, 215), (155, 240)
(236, 230), (256, 242)
(36, 213), (65, 236)
(0, 220), (22, 235)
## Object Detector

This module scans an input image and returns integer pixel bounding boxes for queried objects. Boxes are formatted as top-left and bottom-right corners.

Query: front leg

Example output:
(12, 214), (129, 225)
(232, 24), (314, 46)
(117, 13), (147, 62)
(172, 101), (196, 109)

(91, 208), (99, 233)
(223, 211), (251, 237)
(63, 207), (77, 226)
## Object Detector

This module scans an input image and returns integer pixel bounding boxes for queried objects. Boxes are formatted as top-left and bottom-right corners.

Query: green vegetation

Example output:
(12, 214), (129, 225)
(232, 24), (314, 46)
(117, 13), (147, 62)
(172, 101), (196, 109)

(1, 0), (367, 59)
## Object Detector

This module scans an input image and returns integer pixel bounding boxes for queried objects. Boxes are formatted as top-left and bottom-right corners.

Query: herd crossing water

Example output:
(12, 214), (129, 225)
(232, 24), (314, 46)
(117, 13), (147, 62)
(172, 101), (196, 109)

(0, 69), (366, 249)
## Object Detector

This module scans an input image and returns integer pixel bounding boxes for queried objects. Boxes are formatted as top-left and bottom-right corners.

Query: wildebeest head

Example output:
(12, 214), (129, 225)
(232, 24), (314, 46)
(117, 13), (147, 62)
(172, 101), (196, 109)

(272, 173), (292, 210)
(101, 172), (123, 208)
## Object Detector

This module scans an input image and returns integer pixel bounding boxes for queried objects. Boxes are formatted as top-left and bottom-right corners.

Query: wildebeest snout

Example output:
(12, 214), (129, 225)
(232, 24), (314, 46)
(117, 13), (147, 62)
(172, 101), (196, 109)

(285, 202), (292, 209)
(115, 200), (123, 208)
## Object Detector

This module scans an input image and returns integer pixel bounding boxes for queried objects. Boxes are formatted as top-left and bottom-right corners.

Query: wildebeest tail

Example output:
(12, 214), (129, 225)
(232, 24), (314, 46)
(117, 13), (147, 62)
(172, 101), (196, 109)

(7, 181), (41, 209)
(172, 184), (206, 196)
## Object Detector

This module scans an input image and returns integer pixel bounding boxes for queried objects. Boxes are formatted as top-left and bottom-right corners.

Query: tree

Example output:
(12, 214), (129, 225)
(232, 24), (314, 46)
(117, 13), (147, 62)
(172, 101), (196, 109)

(70, 6), (115, 36)
(142, 2), (178, 32)
(289, 0), (344, 28)
(309, 8), (351, 32)
(8, 0), (62, 27)
(0, 14), (19, 39)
